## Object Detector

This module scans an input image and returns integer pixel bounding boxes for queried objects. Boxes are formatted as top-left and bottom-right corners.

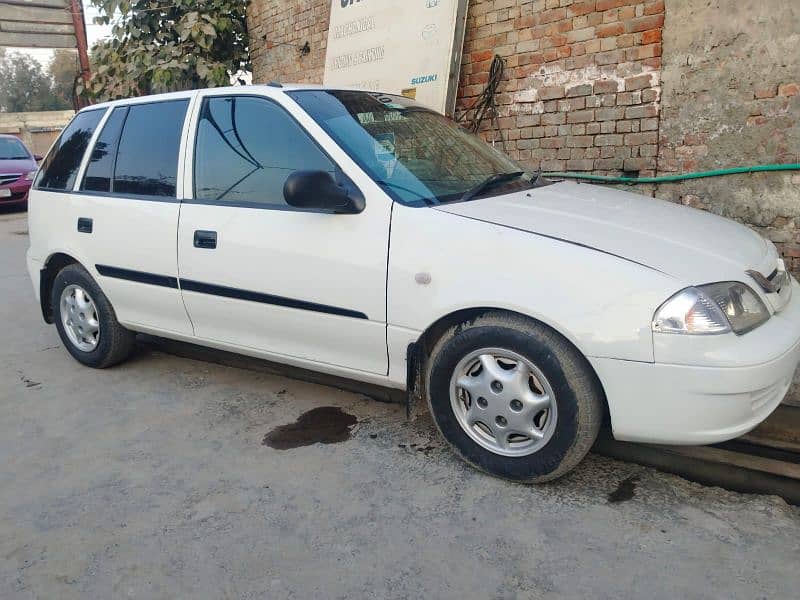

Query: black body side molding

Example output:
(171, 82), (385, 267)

(94, 264), (368, 320)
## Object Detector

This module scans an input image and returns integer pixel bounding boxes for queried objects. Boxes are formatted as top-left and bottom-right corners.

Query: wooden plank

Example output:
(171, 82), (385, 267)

(0, 5), (73, 24)
(2, 22), (73, 34)
(743, 405), (800, 452)
(655, 444), (800, 480)
(0, 0), (69, 9)
(0, 30), (75, 48)
(593, 432), (800, 505)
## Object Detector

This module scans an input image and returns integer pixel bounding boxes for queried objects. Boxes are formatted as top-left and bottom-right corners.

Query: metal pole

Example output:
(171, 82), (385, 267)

(69, 0), (92, 108)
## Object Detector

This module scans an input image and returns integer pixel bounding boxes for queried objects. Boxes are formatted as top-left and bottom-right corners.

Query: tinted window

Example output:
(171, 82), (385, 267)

(81, 107), (128, 192)
(0, 137), (30, 159)
(114, 100), (188, 198)
(35, 109), (105, 191)
(194, 96), (335, 206)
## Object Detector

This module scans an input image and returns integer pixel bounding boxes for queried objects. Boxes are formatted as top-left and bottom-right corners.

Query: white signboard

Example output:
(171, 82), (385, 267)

(323, 0), (469, 116)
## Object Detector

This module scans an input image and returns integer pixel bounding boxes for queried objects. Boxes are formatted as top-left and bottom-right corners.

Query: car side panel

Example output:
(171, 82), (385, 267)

(386, 202), (680, 383)
(27, 97), (196, 337)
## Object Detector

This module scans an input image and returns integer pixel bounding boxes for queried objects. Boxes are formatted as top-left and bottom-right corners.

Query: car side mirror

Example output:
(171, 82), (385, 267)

(283, 170), (365, 214)
(34, 154), (43, 161)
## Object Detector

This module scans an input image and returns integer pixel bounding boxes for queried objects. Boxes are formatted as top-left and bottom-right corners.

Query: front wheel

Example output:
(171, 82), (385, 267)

(425, 312), (603, 483)
(52, 264), (136, 368)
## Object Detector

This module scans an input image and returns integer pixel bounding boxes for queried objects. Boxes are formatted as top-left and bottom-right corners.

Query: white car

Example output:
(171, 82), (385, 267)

(26, 85), (800, 482)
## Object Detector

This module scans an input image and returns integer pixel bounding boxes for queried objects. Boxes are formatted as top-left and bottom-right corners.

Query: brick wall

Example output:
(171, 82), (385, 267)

(248, 0), (329, 84)
(657, 0), (800, 274)
(248, 0), (666, 177)
(247, 0), (798, 265)
(457, 0), (664, 175)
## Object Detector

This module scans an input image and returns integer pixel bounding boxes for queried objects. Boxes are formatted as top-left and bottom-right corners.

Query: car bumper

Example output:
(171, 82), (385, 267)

(0, 181), (30, 205)
(590, 279), (800, 445)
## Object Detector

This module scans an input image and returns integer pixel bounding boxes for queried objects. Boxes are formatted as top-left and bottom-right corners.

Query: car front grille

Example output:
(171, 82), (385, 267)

(0, 173), (21, 185)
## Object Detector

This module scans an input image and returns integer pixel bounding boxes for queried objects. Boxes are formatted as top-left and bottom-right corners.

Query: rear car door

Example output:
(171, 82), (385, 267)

(177, 92), (391, 374)
(71, 98), (194, 335)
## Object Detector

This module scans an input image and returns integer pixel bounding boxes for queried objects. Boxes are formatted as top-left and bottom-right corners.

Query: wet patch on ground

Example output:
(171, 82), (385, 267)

(608, 475), (639, 503)
(262, 406), (358, 450)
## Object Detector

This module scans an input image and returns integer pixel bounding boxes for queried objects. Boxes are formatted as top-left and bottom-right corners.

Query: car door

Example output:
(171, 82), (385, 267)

(71, 97), (194, 336)
(177, 92), (391, 375)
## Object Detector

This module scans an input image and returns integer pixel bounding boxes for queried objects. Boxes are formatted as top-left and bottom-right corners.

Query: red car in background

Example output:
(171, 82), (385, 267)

(0, 134), (41, 210)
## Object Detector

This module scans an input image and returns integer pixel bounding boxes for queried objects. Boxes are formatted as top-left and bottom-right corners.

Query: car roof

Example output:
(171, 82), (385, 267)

(82, 84), (401, 113)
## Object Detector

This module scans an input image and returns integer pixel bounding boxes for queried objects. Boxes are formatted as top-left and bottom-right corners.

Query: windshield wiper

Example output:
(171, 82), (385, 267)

(460, 171), (526, 202)
(375, 179), (431, 200)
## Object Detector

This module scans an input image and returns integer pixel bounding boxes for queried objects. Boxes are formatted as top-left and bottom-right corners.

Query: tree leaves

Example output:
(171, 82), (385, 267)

(0, 51), (74, 112)
(85, 0), (250, 101)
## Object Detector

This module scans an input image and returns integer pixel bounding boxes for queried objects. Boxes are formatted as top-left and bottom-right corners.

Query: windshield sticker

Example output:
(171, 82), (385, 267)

(374, 132), (398, 176)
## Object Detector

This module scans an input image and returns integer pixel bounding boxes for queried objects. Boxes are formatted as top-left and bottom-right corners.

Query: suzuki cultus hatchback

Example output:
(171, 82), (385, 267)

(27, 86), (800, 482)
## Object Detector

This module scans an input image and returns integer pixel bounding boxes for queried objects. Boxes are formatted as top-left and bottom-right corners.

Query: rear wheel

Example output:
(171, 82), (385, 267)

(425, 312), (603, 482)
(52, 264), (135, 368)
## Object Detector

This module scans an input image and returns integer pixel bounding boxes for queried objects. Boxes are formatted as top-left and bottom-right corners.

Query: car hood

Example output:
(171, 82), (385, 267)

(433, 180), (774, 283)
(0, 158), (36, 175)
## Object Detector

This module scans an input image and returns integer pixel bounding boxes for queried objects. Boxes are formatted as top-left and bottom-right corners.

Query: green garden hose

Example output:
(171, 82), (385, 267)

(544, 164), (800, 184)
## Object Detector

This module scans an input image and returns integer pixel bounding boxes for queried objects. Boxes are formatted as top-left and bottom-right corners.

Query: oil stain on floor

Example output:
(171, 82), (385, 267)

(608, 475), (639, 503)
(262, 406), (358, 450)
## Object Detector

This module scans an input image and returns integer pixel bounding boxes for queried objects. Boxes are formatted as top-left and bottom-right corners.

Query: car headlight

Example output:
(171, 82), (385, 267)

(652, 282), (770, 335)
(24, 170), (36, 181)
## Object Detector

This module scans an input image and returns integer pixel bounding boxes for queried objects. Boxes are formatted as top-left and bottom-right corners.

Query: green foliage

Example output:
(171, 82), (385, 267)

(0, 51), (73, 113)
(49, 50), (80, 109)
(83, 0), (250, 101)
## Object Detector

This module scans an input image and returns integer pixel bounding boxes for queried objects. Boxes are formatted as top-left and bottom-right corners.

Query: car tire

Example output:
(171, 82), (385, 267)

(51, 263), (136, 368)
(425, 311), (603, 483)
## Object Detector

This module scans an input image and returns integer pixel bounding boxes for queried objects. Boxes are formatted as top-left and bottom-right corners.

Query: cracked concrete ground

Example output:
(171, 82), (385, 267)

(1, 209), (798, 599)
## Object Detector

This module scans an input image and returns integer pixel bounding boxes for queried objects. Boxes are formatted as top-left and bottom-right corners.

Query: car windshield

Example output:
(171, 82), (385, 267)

(0, 138), (30, 160)
(288, 90), (538, 206)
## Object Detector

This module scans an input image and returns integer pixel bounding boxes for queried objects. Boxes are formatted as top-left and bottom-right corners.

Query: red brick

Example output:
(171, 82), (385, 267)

(754, 87), (777, 99)
(626, 14), (664, 34)
(594, 79), (620, 94)
(541, 137), (566, 149)
(539, 86), (566, 100)
(567, 109), (595, 123)
(596, 0), (624, 10)
(567, 1), (598, 18)
(782, 244), (800, 258)
(641, 28), (661, 44)
(471, 50), (494, 63)
(567, 135), (594, 147)
(566, 83), (593, 97)
(596, 22), (625, 37)
(644, 0), (665, 16)
(625, 73), (654, 91)
(566, 159), (595, 171)
(539, 8), (567, 24)
(626, 104), (659, 118)
(778, 83), (800, 97)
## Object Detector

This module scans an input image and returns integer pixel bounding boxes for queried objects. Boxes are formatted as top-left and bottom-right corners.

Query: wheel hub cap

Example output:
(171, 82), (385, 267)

(60, 284), (100, 352)
(449, 348), (557, 457)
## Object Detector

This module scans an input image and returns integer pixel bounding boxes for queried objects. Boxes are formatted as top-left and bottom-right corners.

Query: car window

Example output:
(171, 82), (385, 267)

(193, 96), (335, 207)
(81, 106), (128, 193)
(35, 109), (105, 191)
(113, 100), (188, 198)
(289, 90), (533, 206)
(0, 137), (30, 160)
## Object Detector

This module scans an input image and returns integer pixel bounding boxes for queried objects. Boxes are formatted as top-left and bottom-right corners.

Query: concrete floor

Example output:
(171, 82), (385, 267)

(1, 208), (798, 599)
